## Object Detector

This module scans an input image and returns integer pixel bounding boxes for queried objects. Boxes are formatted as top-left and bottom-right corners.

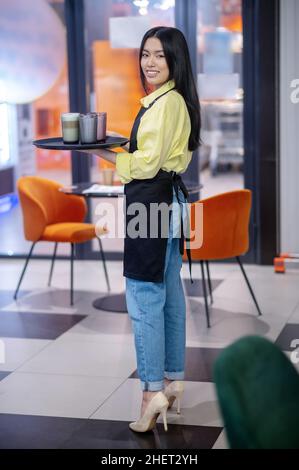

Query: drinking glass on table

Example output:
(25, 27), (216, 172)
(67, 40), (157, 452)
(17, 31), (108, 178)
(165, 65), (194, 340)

(102, 168), (114, 185)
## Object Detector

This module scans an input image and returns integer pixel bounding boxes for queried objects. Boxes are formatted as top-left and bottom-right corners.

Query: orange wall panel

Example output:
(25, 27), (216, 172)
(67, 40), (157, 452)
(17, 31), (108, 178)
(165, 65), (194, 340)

(93, 40), (143, 170)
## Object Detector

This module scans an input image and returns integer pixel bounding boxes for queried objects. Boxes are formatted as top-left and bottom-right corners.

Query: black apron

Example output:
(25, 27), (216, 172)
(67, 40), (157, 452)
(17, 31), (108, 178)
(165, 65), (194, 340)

(123, 90), (192, 283)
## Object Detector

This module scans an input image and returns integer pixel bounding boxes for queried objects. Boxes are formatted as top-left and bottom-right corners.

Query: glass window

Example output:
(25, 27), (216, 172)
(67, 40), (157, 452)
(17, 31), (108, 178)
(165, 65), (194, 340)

(0, 0), (70, 256)
(197, 0), (244, 198)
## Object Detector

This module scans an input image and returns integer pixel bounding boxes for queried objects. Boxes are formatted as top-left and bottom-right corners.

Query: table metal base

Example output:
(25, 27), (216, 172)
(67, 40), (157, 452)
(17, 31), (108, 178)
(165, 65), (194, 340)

(93, 277), (219, 314)
(92, 293), (127, 313)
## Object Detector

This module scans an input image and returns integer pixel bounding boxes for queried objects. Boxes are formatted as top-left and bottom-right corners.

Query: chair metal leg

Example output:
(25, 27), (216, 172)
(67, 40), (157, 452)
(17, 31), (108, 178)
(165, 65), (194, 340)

(70, 243), (75, 306)
(98, 237), (111, 292)
(201, 261), (211, 328)
(205, 261), (213, 304)
(14, 242), (36, 300)
(48, 243), (58, 287)
(236, 256), (262, 316)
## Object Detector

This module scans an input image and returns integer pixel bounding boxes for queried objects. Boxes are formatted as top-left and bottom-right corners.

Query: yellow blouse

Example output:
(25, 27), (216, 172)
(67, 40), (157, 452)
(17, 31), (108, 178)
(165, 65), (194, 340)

(115, 79), (192, 184)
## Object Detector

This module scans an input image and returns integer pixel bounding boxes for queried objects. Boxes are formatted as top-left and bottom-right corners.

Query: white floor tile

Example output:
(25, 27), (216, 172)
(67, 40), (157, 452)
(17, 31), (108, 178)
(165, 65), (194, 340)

(1, 288), (112, 316)
(186, 300), (286, 344)
(186, 338), (230, 348)
(56, 312), (134, 344)
(287, 301), (299, 323)
(0, 338), (51, 372)
(212, 430), (229, 449)
(17, 339), (137, 378)
(0, 372), (124, 418)
(213, 276), (299, 318)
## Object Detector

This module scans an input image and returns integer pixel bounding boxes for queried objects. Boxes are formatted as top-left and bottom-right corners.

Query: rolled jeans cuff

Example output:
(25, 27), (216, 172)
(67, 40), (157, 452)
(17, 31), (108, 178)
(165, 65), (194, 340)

(164, 371), (185, 380)
(141, 380), (164, 392)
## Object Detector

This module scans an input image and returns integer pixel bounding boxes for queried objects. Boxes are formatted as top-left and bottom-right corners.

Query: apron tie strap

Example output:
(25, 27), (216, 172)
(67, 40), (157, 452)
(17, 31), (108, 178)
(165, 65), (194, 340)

(170, 171), (193, 284)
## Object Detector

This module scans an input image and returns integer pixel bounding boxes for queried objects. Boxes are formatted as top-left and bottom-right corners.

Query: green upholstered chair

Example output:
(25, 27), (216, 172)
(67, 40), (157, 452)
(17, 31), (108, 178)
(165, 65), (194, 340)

(213, 335), (299, 449)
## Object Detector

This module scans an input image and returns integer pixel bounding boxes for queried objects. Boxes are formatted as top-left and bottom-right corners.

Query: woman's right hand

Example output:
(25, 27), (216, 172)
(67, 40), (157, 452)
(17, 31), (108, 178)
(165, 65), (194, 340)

(107, 130), (130, 151)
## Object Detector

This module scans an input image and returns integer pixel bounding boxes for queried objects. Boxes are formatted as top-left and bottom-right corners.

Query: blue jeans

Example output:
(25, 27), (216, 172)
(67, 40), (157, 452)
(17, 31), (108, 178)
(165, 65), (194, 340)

(126, 189), (186, 391)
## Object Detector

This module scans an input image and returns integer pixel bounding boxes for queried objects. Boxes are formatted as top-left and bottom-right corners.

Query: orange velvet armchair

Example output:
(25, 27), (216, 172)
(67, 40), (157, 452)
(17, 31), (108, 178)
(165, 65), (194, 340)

(184, 189), (262, 327)
(14, 176), (110, 305)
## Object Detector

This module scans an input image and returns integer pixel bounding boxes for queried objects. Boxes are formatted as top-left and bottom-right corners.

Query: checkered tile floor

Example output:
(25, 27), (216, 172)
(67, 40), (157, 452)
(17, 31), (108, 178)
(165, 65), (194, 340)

(0, 258), (299, 449)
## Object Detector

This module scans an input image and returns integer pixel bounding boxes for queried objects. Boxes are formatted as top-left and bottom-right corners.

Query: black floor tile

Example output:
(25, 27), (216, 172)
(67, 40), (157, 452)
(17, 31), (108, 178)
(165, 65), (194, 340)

(275, 324), (299, 351)
(129, 347), (223, 382)
(183, 279), (223, 297)
(184, 347), (223, 381)
(0, 371), (11, 381)
(0, 414), (222, 450)
(0, 311), (86, 339)
(0, 414), (85, 449)
(61, 419), (222, 450)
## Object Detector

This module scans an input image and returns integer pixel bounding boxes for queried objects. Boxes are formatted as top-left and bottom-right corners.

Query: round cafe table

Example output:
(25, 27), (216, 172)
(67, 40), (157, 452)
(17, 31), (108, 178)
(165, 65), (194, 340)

(60, 180), (202, 314)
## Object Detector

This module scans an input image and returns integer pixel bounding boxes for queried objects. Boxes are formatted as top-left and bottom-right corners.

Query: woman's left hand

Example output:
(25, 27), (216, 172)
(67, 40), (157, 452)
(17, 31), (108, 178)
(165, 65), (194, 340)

(78, 148), (117, 165)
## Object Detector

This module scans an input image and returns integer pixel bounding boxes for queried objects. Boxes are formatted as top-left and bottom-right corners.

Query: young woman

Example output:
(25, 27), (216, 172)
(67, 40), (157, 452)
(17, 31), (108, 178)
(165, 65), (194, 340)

(84, 26), (200, 432)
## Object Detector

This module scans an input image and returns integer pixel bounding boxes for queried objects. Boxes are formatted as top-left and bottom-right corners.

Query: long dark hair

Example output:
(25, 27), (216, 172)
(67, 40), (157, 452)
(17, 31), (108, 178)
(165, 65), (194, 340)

(139, 26), (201, 151)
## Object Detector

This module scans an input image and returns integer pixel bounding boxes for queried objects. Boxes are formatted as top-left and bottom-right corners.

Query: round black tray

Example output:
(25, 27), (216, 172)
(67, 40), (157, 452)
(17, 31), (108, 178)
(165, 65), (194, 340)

(33, 136), (129, 150)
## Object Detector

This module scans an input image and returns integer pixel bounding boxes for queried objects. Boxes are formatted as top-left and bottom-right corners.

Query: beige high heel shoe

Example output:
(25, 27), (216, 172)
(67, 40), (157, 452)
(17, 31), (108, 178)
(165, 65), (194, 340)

(129, 392), (169, 433)
(164, 381), (184, 414)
